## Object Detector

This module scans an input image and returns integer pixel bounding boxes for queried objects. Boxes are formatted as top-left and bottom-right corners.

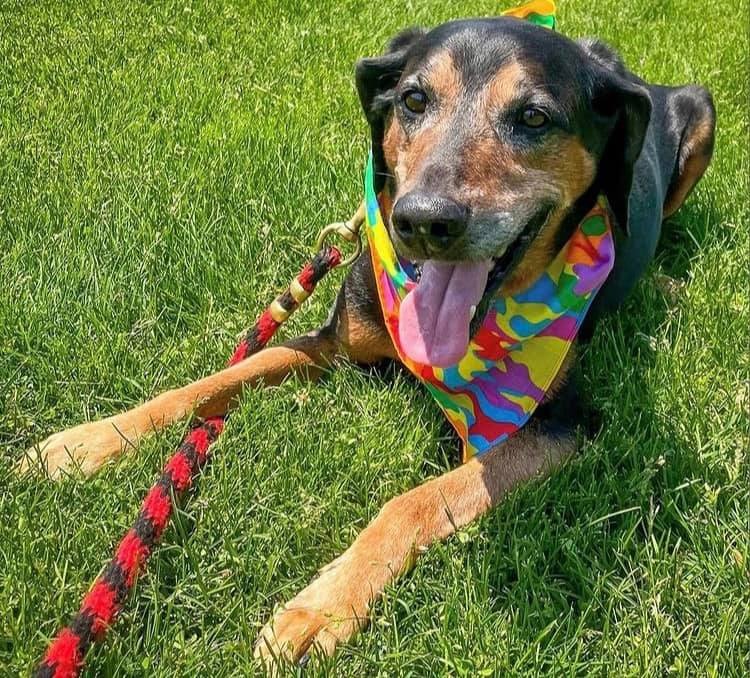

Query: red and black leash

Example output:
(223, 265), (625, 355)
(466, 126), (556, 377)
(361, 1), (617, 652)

(33, 218), (360, 678)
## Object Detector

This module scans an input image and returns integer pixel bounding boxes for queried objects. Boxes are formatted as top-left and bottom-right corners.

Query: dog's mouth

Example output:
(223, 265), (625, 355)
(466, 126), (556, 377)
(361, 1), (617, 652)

(398, 206), (552, 367)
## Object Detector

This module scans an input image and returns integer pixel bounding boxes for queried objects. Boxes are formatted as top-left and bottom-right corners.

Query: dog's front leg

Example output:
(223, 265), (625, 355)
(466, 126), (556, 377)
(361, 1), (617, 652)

(18, 285), (395, 481)
(16, 333), (342, 479)
(255, 426), (574, 667)
(18, 252), (394, 481)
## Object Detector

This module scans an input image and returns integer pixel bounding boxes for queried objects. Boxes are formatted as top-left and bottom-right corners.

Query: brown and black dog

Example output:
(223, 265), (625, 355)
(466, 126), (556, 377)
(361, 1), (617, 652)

(20, 17), (715, 667)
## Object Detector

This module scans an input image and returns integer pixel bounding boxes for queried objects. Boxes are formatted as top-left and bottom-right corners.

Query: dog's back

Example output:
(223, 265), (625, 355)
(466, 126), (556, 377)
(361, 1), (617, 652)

(583, 39), (716, 317)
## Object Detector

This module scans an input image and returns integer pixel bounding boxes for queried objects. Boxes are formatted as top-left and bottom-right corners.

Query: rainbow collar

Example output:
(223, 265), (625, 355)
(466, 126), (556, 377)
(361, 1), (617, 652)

(364, 156), (615, 461)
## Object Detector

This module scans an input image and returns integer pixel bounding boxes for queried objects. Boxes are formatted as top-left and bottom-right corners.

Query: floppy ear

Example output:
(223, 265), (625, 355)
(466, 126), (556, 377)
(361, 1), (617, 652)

(355, 28), (426, 191)
(592, 71), (652, 235)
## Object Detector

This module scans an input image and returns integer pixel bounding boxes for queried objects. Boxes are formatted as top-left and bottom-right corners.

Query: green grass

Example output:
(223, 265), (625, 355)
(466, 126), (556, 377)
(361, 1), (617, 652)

(1, 0), (748, 675)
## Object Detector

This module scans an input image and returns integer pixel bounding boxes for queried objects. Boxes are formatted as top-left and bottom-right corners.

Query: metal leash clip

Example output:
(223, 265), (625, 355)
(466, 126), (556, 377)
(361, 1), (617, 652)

(315, 201), (365, 266)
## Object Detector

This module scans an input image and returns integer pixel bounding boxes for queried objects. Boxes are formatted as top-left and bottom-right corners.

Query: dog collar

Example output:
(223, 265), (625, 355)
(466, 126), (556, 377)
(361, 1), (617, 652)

(363, 155), (615, 461)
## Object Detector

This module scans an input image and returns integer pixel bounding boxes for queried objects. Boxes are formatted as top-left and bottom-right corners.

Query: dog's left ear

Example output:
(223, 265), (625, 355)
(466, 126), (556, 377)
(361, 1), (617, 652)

(355, 28), (427, 191)
(592, 70), (652, 235)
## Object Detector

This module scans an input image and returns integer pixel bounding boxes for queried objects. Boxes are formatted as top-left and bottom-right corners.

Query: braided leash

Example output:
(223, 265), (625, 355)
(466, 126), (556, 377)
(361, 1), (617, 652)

(34, 206), (363, 677)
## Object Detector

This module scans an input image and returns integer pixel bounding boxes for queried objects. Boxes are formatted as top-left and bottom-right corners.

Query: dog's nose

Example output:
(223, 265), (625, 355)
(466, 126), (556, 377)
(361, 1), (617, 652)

(392, 192), (469, 252)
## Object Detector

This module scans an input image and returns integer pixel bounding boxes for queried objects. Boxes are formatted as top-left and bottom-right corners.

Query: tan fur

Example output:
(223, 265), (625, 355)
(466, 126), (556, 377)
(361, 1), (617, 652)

(382, 113), (404, 181)
(254, 427), (574, 666)
(334, 305), (399, 363)
(459, 125), (520, 209)
(383, 50), (462, 192)
(663, 116), (714, 218)
(466, 134), (595, 296)
(484, 60), (525, 108)
(461, 70), (596, 295)
(427, 49), (463, 104)
(455, 60), (526, 207)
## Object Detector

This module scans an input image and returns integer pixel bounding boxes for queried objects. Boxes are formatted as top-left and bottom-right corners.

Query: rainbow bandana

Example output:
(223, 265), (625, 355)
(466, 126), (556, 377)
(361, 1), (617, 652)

(364, 158), (615, 461)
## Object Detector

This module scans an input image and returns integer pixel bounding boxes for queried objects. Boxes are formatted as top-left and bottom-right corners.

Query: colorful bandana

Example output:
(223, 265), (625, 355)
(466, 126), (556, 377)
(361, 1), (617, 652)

(364, 157), (615, 461)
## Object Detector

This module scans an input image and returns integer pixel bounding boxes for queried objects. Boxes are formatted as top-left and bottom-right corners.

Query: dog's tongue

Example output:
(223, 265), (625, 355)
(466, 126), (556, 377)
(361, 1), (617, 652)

(399, 260), (491, 367)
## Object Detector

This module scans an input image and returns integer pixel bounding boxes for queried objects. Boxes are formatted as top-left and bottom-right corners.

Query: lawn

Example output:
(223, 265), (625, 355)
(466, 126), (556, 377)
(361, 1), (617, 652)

(1, 0), (748, 675)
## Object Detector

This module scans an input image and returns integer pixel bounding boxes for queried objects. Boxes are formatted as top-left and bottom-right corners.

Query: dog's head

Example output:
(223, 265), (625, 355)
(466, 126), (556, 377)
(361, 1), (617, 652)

(356, 18), (651, 366)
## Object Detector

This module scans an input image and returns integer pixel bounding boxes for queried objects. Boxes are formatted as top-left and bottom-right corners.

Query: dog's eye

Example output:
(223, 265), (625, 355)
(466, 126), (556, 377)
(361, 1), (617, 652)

(402, 89), (428, 114)
(520, 107), (549, 128)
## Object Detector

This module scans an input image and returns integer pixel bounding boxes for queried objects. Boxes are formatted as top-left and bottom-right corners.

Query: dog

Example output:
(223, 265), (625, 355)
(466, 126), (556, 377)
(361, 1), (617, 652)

(20, 15), (715, 668)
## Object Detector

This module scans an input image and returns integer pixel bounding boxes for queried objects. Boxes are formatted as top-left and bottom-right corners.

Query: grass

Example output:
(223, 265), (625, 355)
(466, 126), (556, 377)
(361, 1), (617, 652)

(0, 0), (748, 675)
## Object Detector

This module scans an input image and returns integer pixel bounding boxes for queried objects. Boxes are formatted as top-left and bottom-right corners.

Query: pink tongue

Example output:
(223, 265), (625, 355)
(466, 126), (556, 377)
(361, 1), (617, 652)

(399, 260), (491, 367)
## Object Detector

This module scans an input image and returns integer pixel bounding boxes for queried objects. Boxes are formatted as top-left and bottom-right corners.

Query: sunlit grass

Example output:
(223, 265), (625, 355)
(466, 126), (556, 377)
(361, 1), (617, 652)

(1, 0), (747, 675)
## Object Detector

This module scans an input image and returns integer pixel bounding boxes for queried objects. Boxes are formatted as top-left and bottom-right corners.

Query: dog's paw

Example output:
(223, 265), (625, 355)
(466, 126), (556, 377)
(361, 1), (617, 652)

(17, 419), (132, 480)
(254, 557), (370, 671)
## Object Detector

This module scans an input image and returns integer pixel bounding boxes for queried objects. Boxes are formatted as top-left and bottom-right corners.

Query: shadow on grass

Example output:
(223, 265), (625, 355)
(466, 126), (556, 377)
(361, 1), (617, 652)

(658, 193), (724, 279)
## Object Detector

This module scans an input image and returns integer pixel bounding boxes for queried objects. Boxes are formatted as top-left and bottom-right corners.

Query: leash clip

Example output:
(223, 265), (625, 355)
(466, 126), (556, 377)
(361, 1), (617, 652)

(315, 202), (365, 266)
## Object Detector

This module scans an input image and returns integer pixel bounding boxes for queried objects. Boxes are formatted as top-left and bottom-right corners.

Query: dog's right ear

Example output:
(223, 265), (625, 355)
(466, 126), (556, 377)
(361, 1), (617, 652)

(355, 28), (426, 191)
